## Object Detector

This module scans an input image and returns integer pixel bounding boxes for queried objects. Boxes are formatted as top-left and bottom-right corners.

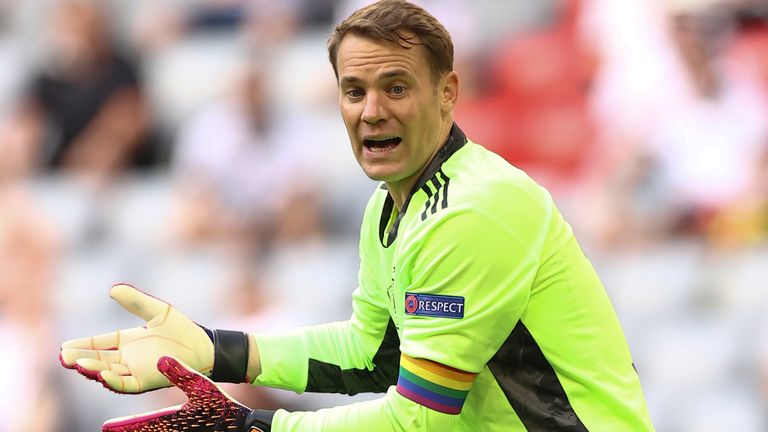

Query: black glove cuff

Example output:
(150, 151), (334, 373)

(200, 325), (215, 343)
(210, 329), (249, 383)
(243, 409), (275, 432)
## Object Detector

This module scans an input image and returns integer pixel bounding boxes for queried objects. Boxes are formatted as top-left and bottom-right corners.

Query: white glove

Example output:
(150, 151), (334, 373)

(59, 284), (215, 393)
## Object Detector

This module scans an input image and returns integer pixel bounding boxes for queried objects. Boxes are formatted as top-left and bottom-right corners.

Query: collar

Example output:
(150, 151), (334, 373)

(378, 123), (467, 247)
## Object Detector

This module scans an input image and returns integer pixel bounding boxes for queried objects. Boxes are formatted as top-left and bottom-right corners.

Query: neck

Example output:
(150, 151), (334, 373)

(387, 120), (453, 210)
(389, 186), (409, 212)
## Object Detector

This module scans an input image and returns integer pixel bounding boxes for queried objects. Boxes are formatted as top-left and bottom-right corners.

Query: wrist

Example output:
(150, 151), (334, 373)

(246, 333), (262, 382)
(200, 325), (250, 383)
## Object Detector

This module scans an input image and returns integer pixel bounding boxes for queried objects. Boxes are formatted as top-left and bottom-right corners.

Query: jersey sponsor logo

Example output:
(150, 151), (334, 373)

(404, 293), (464, 319)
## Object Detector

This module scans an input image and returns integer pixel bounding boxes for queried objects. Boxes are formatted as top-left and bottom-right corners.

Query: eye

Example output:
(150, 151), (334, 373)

(346, 88), (364, 99)
(390, 85), (406, 96)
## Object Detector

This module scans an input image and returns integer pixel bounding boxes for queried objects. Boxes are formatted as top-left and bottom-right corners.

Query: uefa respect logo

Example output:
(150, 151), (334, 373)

(405, 294), (419, 314)
(404, 293), (464, 319)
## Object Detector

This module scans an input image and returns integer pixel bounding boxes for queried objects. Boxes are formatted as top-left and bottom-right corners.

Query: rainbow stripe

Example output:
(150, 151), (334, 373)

(396, 354), (477, 414)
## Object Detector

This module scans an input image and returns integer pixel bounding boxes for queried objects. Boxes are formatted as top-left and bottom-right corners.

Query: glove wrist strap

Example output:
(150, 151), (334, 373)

(243, 409), (275, 432)
(210, 329), (249, 383)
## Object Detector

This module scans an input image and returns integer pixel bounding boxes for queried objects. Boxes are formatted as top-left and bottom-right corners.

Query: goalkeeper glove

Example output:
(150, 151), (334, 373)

(60, 283), (252, 393)
(102, 356), (274, 432)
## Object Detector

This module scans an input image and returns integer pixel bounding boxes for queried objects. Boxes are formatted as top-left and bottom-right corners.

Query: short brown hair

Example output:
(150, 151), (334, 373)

(327, 0), (454, 83)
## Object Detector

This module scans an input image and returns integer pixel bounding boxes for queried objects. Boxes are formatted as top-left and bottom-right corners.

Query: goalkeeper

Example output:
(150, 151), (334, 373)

(60, 1), (655, 430)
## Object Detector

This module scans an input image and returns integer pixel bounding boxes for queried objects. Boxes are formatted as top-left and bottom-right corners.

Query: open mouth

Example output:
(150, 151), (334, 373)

(363, 136), (402, 153)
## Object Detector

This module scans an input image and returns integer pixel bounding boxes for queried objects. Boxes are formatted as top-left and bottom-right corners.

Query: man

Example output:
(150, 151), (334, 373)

(11, 0), (156, 181)
(60, 1), (655, 430)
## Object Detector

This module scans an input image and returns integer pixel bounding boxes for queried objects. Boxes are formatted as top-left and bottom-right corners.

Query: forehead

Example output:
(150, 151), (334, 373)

(336, 33), (430, 81)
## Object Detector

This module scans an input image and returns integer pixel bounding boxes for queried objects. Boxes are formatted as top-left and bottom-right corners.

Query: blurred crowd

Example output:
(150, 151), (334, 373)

(0, 0), (766, 431)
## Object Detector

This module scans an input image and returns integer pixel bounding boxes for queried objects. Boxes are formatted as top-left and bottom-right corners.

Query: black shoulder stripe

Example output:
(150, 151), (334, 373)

(421, 183), (434, 201)
(429, 176), (442, 215)
(420, 170), (451, 222)
(438, 169), (450, 210)
(420, 183), (435, 221)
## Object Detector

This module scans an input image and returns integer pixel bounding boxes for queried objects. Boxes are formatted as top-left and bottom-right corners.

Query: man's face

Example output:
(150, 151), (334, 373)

(336, 33), (454, 190)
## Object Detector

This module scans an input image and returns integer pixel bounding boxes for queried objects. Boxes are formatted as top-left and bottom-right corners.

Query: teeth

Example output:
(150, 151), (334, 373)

(369, 136), (397, 141)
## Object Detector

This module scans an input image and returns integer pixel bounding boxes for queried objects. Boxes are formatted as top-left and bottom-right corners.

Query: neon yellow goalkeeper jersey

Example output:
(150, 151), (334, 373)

(253, 125), (655, 431)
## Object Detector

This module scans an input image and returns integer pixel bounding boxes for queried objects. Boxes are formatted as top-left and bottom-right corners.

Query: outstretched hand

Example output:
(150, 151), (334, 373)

(102, 356), (266, 432)
(60, 284), (215, 393)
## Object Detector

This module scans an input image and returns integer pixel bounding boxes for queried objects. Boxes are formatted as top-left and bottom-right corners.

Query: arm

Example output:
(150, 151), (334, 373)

(101, 356), (460, 432)
(72, 188), (542, 429)
(249, 291), (400, 394)
(244, 291), (463, 431)
(62, 86), (150, 176)
(62, 191), (400, 395)
(100, 356), (460, 432)
(273, 386), (461, 432)
(0, 99), (45, 175)
(249, 189), (401, 395)
(253, 208), (539, 431)
(87, 205), (540, 431)
(60, 191), (398, 395)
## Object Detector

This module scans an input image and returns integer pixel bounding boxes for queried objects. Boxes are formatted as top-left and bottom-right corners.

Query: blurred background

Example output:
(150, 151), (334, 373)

(0, 0), (766, 430)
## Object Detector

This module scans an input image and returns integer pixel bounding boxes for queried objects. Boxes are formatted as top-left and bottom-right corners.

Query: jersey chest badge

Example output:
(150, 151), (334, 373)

(404, 293), (464, 319)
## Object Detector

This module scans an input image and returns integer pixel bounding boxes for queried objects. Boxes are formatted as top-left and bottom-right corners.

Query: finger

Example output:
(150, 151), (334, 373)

(102, 404), (182, 432)
(157, 356), (246, 413)
(60, 347), (122, 367)
(110, 283), (171, 323)
(61, 329), (124, 351)
(157, 355), (239, 404)
(75, 358), (130, 377)
(156, 356), (213, 395)
(72, 358), (129, 381)
(99, 370), (153, 394)
(59, 352), (75, 370)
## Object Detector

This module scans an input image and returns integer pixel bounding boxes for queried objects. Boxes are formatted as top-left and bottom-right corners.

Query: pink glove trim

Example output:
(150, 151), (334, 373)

(58, 352), (74, 370)
(102, 406), (180, 429)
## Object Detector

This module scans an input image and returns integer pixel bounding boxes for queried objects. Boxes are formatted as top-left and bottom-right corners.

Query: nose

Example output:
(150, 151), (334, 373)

(361, 92), (386, 125)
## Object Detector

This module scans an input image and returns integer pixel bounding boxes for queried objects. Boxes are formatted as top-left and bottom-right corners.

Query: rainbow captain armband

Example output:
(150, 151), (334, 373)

(396, 354), (478, 414)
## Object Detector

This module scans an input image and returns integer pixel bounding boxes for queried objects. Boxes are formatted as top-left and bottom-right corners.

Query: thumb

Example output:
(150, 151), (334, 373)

(157, 356), (220, 398)
(157, 356), (247, 412)
(110, 283), (171, 323)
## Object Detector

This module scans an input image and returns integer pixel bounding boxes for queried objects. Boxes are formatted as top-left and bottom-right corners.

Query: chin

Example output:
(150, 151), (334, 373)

(362, 166), (400, 183)
(362, 170), (391, 182)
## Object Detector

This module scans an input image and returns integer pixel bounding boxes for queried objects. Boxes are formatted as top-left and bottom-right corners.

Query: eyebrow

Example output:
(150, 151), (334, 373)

(379, 69), (410, 80)
(339, 75), (361, 86)
(339, 68), (412, 86)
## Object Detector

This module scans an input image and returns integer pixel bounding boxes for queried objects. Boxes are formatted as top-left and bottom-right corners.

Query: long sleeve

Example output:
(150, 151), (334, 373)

(253, 188), (400, 395)
(251, 311), (400, 395)
(271, 387), (460, 432)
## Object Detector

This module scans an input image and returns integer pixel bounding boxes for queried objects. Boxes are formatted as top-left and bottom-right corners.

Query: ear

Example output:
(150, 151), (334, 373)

(439, 71), (459, 114)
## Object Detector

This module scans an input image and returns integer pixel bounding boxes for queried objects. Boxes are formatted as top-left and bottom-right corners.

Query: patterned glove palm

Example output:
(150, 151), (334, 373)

(60, 284), (215, 393)
(102, 356), (273, 432)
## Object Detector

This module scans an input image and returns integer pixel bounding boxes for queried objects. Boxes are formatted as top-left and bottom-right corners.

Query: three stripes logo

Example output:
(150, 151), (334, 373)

(420, 169), (450, 221)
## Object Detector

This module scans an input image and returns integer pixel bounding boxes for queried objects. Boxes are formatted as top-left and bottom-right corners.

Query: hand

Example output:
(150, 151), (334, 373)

(102, 356), (273, 432)
(60, 284), (215, 393)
